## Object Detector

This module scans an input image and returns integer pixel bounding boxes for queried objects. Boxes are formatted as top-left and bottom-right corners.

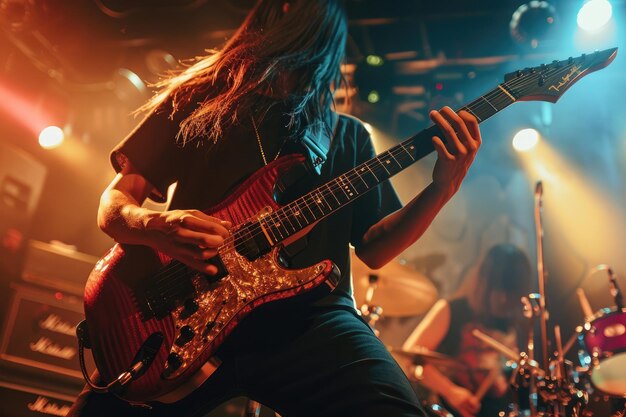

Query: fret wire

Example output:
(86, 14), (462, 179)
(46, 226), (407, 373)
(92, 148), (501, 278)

(325, 182), (341, 205)
(480, 95), (499, 112)
(364, 163), (380, 182)
(316, 189), (332, 211)
(336, 175), (351, 199)
(262, 216), (280, 243)
(301, 196), (317, 221)
(343, 174), (359, 195)
(339, 175), (357, 197)
(271, 216), (285, 240)
(267, 211), (287, 240)
(282, 205), (298, 232)
(399, 143), (416, 161)
(375, 157), (392, 175)
(386, 149), (404, 169)
(354, 167), (370, 187)
(289, 203), (304, 228)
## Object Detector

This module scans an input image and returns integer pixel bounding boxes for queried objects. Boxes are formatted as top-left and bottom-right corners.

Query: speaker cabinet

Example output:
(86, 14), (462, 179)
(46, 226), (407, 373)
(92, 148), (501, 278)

(0, 283), (94, 382)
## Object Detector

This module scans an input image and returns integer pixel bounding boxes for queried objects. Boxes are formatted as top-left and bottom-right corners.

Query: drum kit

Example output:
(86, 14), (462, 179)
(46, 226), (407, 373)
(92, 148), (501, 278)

(351, 182), (626, 417)
(352, 249), (626, 417)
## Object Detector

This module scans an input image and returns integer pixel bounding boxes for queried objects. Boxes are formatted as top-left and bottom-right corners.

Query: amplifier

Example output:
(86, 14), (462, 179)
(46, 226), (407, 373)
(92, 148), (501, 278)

(21, 240), (98, 296)
(0, 283), (95, 381)
(0, 379), (75, 417)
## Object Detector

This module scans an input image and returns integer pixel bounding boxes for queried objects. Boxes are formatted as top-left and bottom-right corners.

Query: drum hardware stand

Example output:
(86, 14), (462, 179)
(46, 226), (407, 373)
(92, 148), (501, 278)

(359, 273), (383, 337)
(607, 267), (624, 310)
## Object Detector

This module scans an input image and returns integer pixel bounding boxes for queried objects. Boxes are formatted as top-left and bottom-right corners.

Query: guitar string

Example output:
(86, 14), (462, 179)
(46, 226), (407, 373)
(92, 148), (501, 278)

(149, 62), (581, 299)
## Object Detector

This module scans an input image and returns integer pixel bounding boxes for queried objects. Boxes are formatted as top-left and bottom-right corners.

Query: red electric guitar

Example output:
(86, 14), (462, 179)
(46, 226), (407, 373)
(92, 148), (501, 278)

(78, 48), (617, 403)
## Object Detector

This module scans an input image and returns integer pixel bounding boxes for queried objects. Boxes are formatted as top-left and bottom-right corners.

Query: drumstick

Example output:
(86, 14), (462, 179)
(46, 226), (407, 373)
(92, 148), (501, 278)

(474, 367), (500, 400)
(471, 329), (518, 361)
(576, 288), (594, 321)
(562, 326), (583, 357)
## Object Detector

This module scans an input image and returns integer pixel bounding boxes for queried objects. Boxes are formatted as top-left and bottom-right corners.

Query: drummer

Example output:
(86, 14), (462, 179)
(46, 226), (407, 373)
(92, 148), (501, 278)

(400, 244), (532, 417)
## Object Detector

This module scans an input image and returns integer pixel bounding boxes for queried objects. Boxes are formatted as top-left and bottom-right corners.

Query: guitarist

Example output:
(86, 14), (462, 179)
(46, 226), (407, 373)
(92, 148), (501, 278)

(68, 1), (482, 416)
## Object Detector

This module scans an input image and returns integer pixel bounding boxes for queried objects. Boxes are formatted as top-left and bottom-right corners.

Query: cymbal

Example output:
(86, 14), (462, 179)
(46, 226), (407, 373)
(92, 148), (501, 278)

(387, 346), (466, 369)
(351, 249), (438, 317)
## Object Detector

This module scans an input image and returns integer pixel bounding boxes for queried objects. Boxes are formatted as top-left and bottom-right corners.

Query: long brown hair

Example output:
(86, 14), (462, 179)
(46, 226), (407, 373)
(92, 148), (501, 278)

(456, 244), (532, 324)
(140, 0), (348, 144)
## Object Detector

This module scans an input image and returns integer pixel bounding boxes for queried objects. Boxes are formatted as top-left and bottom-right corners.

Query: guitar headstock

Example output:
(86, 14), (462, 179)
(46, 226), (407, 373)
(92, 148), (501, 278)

(504, 47), (618, 103)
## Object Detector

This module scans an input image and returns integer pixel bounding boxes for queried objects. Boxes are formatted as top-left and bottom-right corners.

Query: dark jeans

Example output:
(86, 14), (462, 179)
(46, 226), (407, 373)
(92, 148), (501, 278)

(68, 305), (425, 417)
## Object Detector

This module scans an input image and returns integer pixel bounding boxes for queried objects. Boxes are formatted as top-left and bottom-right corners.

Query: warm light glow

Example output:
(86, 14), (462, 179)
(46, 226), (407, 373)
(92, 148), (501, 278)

(363, 122), (373, 134)
(517, 140), (626, 264)
(38, 126), (64, 149)
(577, 0), (613, 32)
(0, 82), (52, 135)
(512, 128), (540, 152)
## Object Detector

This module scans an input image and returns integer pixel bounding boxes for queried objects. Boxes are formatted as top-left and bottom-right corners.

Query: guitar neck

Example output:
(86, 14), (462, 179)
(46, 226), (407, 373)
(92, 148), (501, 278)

(259, 83), (518, 244)
(257, 83), (518, 244)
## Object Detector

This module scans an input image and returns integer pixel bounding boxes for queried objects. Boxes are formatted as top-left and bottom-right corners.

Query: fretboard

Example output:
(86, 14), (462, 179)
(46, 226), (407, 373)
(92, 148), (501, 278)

(257, 83), (518, 245)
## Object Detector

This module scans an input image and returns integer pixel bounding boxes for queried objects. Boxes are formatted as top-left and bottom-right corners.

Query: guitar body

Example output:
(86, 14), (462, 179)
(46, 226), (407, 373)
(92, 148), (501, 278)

(83, 155), (340, 403)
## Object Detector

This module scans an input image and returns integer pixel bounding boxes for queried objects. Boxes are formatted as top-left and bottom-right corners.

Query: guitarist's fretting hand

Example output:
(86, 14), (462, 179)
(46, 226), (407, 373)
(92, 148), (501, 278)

(98, 162), (231, 275)
(430, 106), (482, 196)
(357, 106), (481, 270)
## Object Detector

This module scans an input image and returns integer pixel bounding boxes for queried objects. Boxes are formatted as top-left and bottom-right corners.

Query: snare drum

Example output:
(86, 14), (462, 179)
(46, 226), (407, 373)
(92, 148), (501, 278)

(580, 307), (626, 397)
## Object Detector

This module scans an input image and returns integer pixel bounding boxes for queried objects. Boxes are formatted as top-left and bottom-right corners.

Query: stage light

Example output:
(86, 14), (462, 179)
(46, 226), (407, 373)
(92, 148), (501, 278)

(577, 0), (613, 33)
(367, 90), (380, 104)
(363, 123), (373, 134)
(38, 126), (64, 149)
(512, 128), (540, 152)
(366, 55), (384, 67)
(510, 1), (558, 49)
(354, 57), (393, 104)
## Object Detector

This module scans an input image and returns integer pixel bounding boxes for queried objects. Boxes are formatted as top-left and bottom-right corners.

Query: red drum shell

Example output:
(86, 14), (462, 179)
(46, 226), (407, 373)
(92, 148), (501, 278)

(581, 308), (626, 397)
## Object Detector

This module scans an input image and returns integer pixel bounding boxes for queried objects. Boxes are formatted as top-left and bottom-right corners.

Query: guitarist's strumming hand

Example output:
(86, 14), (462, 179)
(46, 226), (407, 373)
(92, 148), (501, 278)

(97, 163), (231, 276)
(430, 106), (482, 198)
(144, 210), (231, 275)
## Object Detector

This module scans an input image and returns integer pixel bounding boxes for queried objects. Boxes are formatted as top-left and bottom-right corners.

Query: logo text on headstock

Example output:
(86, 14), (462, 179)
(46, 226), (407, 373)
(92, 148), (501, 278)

(548, 65), (582, 92)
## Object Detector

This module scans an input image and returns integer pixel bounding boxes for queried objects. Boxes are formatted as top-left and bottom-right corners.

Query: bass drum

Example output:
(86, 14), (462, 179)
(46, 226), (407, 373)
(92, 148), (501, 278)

(580, 307), (626, 397)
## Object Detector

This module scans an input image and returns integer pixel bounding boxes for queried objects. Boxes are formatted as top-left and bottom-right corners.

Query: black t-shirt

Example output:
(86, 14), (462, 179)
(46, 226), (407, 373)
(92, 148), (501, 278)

(111, 97), (402, 309)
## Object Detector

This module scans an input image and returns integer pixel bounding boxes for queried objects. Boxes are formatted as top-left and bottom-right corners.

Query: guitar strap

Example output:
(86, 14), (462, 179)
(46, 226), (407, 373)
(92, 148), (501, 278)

(299, 110), (338, 175)
(279, 111), (338, 260)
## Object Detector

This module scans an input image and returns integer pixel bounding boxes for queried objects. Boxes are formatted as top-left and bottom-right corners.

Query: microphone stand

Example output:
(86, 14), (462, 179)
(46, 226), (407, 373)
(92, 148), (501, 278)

(534, 181), (550, 373)
(608, 266), (625, 310)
